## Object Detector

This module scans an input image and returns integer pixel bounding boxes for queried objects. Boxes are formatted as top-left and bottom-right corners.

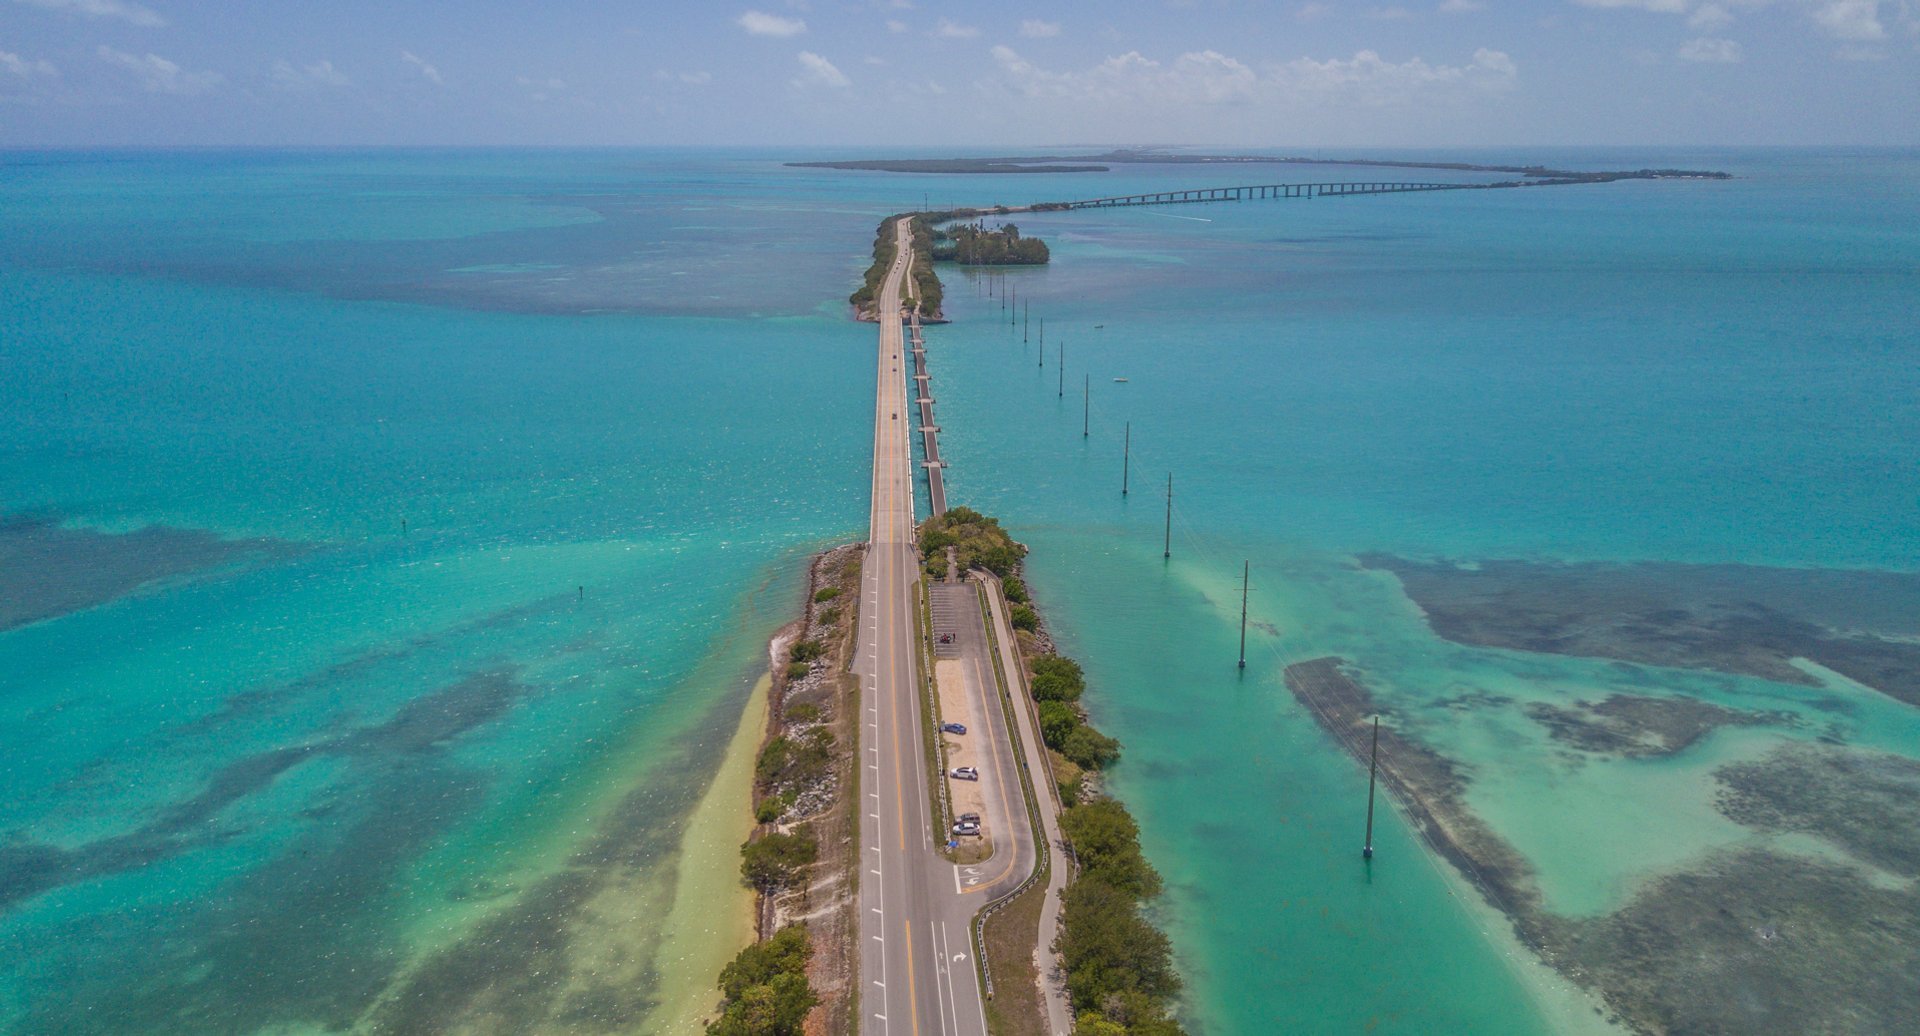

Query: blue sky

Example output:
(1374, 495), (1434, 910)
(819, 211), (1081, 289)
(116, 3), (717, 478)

(2, 0), (1915, 146)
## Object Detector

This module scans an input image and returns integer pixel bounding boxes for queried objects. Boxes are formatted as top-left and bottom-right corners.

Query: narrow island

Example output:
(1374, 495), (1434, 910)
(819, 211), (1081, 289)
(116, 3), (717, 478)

(851, 213), (1051, 323)
(795, 148), (1730, 182)
(703, 546), (865, 1035)
(917, 508), (1188, 1036)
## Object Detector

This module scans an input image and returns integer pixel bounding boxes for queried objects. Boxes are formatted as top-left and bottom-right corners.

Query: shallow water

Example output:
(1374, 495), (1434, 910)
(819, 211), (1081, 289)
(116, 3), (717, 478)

(3, 146), (1916, 1034)
(919, 148), (1920, 1032)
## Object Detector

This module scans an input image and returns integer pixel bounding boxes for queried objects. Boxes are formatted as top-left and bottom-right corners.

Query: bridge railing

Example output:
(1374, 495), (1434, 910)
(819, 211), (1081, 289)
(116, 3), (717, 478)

(1035, 180), (1469, 210)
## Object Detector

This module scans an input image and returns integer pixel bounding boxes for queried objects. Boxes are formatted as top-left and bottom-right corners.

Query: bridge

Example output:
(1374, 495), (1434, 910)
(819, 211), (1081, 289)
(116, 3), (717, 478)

(1037, 180), (1471, 210)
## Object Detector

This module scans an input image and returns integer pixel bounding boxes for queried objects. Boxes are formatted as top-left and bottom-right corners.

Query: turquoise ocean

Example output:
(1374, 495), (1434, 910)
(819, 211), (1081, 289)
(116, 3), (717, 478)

(2, 147), (1915, 1034)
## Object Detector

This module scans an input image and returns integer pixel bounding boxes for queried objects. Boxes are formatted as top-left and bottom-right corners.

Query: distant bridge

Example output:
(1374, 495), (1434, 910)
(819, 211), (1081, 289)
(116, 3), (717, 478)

(1035, 180), (1476, 210)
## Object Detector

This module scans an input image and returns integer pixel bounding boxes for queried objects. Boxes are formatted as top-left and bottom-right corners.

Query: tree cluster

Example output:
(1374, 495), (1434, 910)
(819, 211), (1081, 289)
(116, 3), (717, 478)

(917, 506), (1026, 578)
(707, 924), (819, 1036)
(1057, 799), (1187, 1036)
(930, 221), (1051, 266)
(1030, 654), (1122, 773)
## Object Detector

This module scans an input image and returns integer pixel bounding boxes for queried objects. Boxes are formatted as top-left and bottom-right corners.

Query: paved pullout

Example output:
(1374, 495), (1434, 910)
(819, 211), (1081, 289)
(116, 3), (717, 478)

(855, 220), (1037, 1036)
(981, 576), (1074, 1036)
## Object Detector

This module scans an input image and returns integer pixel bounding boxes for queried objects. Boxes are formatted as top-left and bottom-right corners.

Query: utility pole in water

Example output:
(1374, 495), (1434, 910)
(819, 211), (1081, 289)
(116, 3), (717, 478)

(1039, 319), (1044, 368)
(1238, 561), (1250, 669)
(1023, 301), (1029, 342)
(1122, 422), (1131, 496)
(1163, 474), (1173, 559)
(1364, 717), (1380, 860)
(1058, 342), (1064, 397)
(1083, 374), (1090, 437)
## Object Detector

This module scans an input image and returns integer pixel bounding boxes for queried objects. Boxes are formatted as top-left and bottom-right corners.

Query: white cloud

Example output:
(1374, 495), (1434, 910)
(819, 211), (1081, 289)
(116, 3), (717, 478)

(12, 0), (164, 27)
(989, 46), (1254, 105)
(652, 68), (713, 84)
(1370, 6), (1416, 18)
(1677, 36), (1743, 60)
(1295, 3), (1331, 20)
(1688, 3), (1734, 27)
(272, 58), (349, 89)
(935, 17), (979, 38)
(793, 49), (849, 87)
(1277, 47), (1516, 101)
(1572, 0), (1688, 11)
(1439, 0), (1486, 11)
(987, 43), (1520, 108)
(401, 50), (442, 84)
(886, 18), (907, 32)
(1020, 18), (1062, 37)
(96, 45), (220, 94)
(736, 10), (807, 36)
(2, 48), (57, 78)
(1810, 0), (1885, 39)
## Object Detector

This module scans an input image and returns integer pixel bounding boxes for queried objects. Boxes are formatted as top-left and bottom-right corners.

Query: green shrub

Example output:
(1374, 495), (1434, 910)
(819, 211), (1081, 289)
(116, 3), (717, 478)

(818, 605), (839, 626)
(1002, 576), (1029, 604)
(739, 831), (818, 892)
(1061, 799), (1162, 899)
(755, 797), (784, 824)
(1009, 605), (1038, 632)
(785, 662), (812, 681)
(755, 730), (832, 790)
(813, 586), (841, 603)
(1059, 876), (1180, 1014)
(1062, 725), (1122, 771)
(708, 924), (818, 1035)
(785, 702), (821, 725)
(789, 639), (824, 664)
(1029, 655), (1084, 701)
(1038, 700), (1081, 748)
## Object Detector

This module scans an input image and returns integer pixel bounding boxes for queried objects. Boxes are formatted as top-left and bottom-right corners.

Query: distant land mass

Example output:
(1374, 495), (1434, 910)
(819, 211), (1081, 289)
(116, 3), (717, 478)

(789, 148), (1732, 181)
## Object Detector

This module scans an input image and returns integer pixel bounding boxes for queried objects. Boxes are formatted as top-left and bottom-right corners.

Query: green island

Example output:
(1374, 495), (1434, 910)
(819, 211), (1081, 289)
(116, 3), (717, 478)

(931, 222), (1050, 266)
(918, 509), (1188, 1036)
(851, 211), (1051, 321)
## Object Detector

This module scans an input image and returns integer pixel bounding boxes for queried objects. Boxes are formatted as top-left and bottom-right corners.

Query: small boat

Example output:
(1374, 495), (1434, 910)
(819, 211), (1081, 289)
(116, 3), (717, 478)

(1094, 324), (1106, 329)
(1112, 377), (1129, 383)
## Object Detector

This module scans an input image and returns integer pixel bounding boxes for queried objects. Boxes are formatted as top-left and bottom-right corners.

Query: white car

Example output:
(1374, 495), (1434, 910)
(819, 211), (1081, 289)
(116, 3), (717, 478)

(950, 766), (979, 781)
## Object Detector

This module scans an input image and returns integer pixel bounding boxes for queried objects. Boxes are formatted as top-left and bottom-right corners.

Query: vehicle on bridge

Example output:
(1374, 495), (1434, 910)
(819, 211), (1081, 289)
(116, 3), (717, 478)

(950, 766), (979, 781)
(941, 722), (966, 734)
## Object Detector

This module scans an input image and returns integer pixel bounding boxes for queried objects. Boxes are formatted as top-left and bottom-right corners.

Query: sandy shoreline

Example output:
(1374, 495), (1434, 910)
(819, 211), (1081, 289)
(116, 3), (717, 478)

(643, 673), (770, 1032)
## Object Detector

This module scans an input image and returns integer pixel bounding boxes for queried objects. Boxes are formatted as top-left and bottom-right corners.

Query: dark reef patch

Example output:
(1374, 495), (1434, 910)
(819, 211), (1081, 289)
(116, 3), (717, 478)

(0, 512), (299, 631)
(364, 689), (736, 1035)
(0, 671), (521, 913)
(1286, 655), (1920, 1036)
(1282, 658), (1542, 925)
(1544, 849), (1920, 1036)
(1525, 694), (1793, 758)
(1715, 744), (1920, 878)
(1363, 556), (1920, 707)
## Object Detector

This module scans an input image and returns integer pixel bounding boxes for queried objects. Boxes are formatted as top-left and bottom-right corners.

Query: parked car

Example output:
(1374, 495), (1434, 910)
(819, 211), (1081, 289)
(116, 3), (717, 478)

(950, 766), (979, 781)
(957, 812), (980, 824)
(941, 722), (967, 735)
(951, 820), (981, 836)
